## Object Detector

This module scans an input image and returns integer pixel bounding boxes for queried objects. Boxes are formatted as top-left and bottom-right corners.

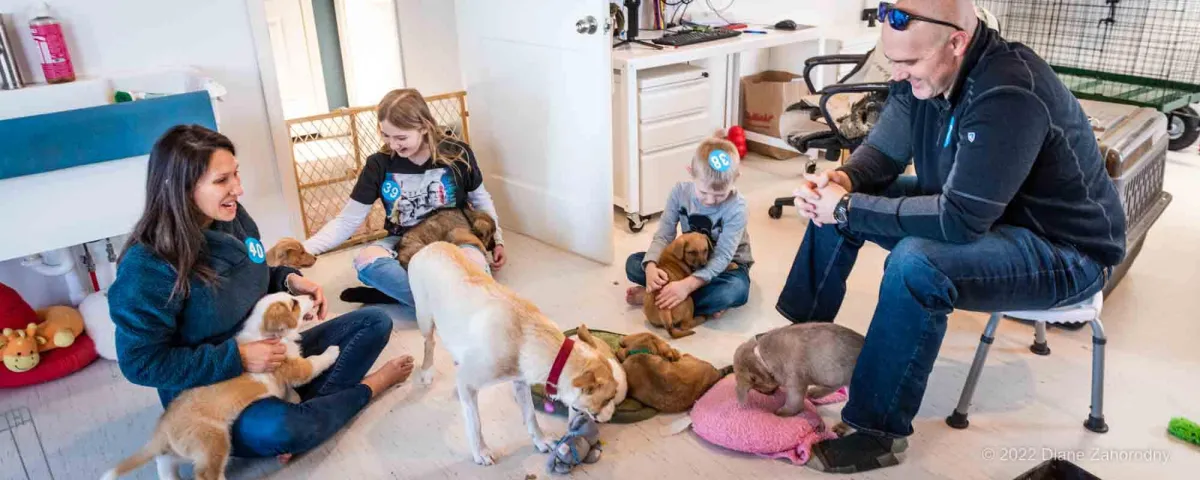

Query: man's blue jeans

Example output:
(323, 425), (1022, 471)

(775, 176), (1108, 438)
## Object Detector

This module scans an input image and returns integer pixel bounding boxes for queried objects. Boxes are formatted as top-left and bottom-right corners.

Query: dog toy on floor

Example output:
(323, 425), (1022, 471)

(1169, 417), (1200, 447)
(547, 414), (602, 475)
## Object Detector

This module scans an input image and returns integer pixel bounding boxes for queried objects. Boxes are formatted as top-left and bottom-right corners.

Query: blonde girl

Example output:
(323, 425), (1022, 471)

(302, 88), (506, 307)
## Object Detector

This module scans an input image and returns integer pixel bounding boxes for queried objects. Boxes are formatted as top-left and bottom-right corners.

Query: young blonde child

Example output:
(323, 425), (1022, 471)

(302, 88), (505, 307)
(625, 133), (753, 319)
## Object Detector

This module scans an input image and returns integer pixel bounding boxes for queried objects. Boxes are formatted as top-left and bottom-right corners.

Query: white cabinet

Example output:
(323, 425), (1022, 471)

(614, 63), (711, 220)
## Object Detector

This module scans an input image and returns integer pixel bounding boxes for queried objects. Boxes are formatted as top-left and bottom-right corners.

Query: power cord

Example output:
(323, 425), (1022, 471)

(705, 0), (736, 25)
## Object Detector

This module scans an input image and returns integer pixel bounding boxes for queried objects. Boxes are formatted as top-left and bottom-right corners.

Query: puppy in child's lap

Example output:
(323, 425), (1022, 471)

(643, 232), (717, 338)
(103, 292), (339, 480)
(733, 322), (864, 418)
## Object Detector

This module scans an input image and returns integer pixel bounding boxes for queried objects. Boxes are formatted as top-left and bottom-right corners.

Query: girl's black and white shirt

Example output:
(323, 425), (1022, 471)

(302, 139), (504, 254)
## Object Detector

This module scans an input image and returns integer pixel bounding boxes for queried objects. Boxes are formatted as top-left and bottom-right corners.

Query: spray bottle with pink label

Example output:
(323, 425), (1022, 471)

(29, 3), (74, 84)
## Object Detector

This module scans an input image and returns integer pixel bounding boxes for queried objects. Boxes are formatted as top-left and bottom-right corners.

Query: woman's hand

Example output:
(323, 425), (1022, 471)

(490, 244), (507, 270)
(654, 277), (704, 310)
(286, 273), (327, 320)
(239, 339), (287, 373)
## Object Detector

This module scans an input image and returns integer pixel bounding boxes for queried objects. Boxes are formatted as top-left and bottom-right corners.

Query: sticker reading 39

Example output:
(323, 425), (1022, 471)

(382, 179), (401, 202)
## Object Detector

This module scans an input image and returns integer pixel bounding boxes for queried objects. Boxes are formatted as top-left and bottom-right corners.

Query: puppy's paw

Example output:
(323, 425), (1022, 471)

(831, 422), (853, 437)
(419, 368), (435, 386)
(775, 405), (803, 417)
(322, 346), (341, 359)
(472, 447), (496, 466)
(533, 435), (553, 453)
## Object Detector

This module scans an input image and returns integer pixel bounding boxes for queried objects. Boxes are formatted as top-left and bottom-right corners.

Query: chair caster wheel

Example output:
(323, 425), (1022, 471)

(627, 215), (647, 233)
(768, 205), (783, 219)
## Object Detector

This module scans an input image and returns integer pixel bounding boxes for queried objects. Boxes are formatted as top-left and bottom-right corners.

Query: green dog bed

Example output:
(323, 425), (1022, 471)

(529, 328), (659, 424)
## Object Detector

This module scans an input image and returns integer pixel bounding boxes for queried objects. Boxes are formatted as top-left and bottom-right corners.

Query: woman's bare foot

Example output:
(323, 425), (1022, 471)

(626, 286), (645, 306)
(363, 355), (415, 398)
(277, 453), (293, 465)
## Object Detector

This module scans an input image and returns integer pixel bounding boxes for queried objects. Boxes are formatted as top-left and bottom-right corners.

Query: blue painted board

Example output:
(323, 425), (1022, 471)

(0, 91), (217, 180)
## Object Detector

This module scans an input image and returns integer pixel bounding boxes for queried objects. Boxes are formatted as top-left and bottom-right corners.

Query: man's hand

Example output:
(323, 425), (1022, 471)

(286, 274), (327, 321)
(795, 172), (852, 226)
(645, 262), (670, 292)
(654, 276), (705, 310)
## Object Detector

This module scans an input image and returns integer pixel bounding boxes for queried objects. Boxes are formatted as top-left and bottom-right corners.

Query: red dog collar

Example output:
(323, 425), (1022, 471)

(544, 337), (575, 397)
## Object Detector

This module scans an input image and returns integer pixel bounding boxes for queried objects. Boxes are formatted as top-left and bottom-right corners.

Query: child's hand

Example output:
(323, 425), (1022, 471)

(654, 277), (702, 310)
(645, 263), (669, 292)
(490, 244), (507, 270)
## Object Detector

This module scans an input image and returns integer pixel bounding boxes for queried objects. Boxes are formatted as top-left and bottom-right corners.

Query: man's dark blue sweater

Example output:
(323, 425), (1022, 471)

(109, 204), (299, 407)
(838, 22), (1127, 267)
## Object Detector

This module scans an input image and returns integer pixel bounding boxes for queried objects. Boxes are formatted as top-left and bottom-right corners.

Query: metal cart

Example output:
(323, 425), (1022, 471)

(978, 0), (1200, 150)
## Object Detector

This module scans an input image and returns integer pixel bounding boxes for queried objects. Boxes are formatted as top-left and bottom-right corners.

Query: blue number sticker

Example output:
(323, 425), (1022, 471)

(245, 238), (266, 264)
(381, 180), (401, 202)
(708, 149), (732, 172)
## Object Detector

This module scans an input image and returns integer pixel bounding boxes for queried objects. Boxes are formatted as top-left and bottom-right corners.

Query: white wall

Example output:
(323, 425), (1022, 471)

(395, 0), (463, 96)
(0, 0), (296, 308)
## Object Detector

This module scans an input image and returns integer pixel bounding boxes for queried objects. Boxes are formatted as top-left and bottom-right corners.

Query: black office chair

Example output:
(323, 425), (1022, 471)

(767, 44), (891, 219)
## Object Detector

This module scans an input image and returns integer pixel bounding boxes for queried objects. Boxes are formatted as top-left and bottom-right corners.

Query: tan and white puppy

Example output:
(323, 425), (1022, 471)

(408, 242), (620, 466)
(103, 293), (339, 480)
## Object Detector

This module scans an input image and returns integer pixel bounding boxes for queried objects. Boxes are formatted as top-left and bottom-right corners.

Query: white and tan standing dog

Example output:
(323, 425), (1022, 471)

(408, 242), (622, 466)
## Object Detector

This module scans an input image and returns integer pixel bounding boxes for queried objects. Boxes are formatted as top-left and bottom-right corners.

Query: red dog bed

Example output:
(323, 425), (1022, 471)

(0, 282), (99, 388)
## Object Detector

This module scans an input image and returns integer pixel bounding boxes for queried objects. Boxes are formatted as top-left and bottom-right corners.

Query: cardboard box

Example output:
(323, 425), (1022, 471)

(740, 70), (811, 138)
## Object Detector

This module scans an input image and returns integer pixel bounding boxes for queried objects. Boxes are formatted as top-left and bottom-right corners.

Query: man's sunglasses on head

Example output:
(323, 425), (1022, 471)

(878, 2), (964, 32)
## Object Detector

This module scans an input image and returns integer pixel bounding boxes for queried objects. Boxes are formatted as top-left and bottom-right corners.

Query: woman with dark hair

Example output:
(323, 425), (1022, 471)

(109, 124), (414, 464)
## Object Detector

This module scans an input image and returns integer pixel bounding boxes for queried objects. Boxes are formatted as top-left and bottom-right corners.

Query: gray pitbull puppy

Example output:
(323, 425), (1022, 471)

(733, 323), (865, 417)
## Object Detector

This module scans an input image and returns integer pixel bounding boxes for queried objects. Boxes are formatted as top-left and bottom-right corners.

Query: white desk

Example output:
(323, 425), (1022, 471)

(612, 26), (825, 228)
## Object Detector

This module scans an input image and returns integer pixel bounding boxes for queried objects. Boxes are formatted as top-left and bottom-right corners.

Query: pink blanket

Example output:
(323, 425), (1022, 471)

(690, 376), (848, 465)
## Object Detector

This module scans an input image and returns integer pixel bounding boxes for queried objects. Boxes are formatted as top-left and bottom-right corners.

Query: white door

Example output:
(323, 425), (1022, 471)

(455, 0), (614, 263)
(264, 0), (329, 119)
(337, 0), (406, 106)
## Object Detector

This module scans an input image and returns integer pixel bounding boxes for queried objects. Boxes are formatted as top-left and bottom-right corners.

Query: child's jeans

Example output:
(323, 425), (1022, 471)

(625, 252), (750, 316)
(230, 307), (392, 457)
(355, 235), (491, 307)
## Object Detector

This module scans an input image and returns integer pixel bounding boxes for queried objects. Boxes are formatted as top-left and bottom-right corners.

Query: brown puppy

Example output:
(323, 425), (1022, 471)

(103, 293), (339, 480)
(265, 237), (316, 268)
(616, 332), (725, 413)
(643, 232), (711, 338)
(732, 322), (864, 417)
(395, 208), (497, 268)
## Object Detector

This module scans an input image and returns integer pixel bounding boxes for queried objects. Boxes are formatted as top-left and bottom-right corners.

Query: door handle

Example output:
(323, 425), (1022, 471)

(576, 15), (598, 35)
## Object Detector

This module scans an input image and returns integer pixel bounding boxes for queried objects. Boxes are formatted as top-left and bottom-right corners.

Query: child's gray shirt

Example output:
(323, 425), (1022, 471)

(643, 182), (754, 282)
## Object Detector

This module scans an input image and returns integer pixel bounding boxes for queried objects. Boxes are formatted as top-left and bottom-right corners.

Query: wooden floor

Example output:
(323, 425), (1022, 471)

(3, 151), (1199, 479)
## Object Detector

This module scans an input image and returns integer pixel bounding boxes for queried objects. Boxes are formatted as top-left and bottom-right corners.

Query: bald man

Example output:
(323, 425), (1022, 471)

(778, 0), (1126, 473)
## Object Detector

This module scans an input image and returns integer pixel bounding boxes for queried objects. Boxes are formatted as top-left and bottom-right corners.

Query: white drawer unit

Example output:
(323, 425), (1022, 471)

(639, 110), (710, 152)
(614, 63), (713, 230)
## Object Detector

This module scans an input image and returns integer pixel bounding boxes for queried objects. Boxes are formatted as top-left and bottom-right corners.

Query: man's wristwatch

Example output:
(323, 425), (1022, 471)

(833, 193), (851, 225)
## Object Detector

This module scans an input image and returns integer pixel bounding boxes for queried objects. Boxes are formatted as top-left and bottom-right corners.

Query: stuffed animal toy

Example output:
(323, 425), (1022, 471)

(33, 306), (84, 351)
(1, 324), (41, 372)
(546, 414), (603, 475)
(0, 306), (85, 372)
